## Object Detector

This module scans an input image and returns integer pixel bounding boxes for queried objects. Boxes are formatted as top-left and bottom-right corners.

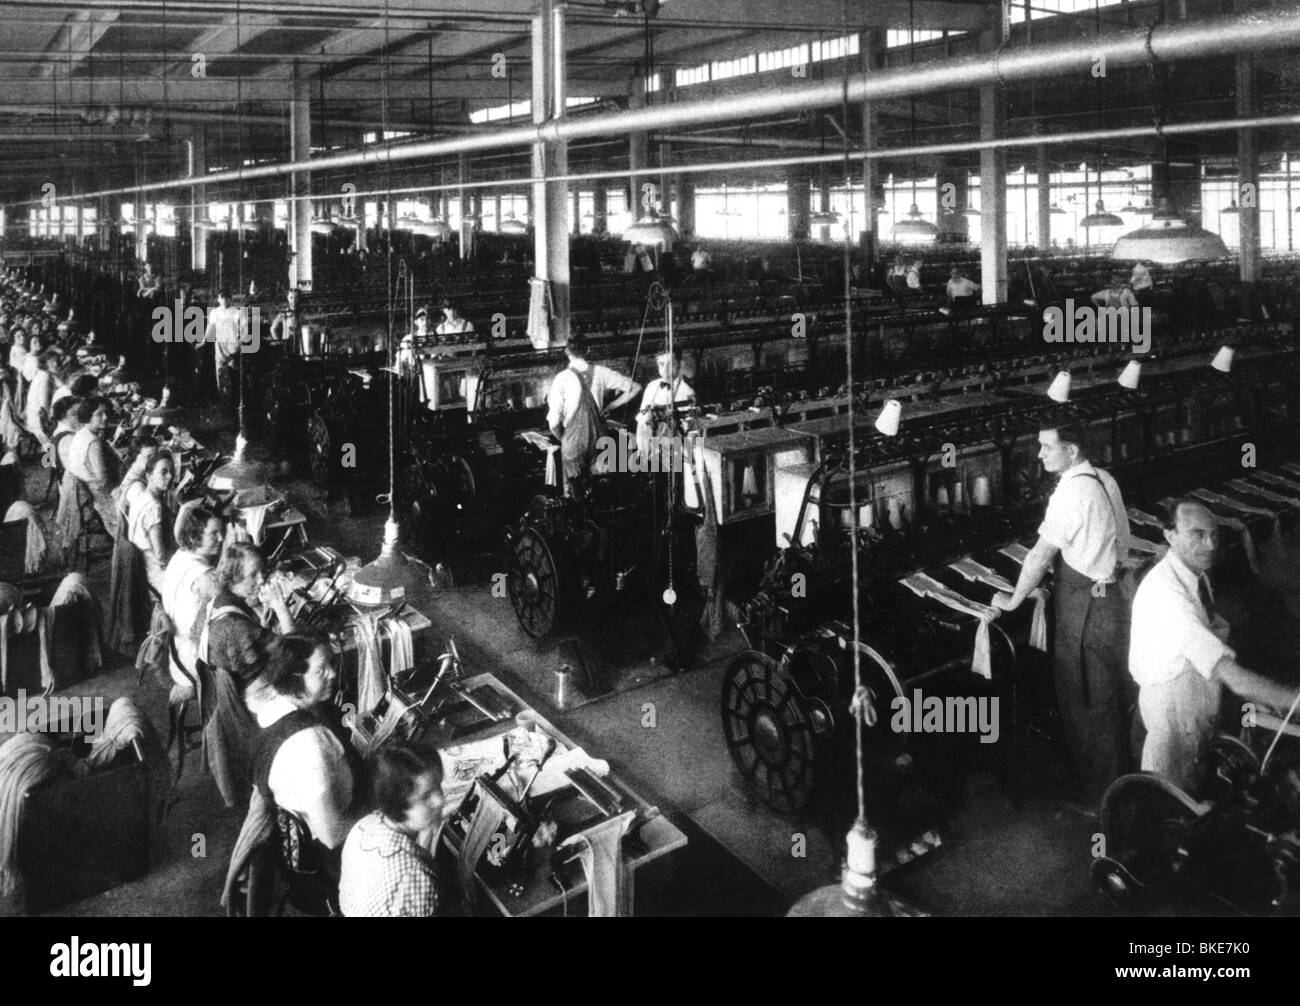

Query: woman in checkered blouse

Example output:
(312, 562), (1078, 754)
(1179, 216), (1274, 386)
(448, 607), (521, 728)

(339, 742), (445, 917)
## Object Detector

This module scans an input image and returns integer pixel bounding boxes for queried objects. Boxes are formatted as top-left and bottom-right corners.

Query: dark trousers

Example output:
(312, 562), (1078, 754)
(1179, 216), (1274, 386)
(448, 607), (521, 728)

(1053, 562), (1137, 805)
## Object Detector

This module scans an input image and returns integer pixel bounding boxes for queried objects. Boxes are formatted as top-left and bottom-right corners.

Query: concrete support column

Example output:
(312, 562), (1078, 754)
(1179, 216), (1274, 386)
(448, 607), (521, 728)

(289, 62), (313, 290)
(628, 73), (648, 225)
(788, 171), (811, 241)
(134, 147), (147, 264)
(1237, 54), (1260, 284)
(1037, 145), (1052, 249)
(592, 185), (608, 235)
(458, 152), (474, 260)
(188, 127), (208, 273)
(937, 165), (969, 242)
(979, 21), (1008, 305)
(859, 29), (883, 256)
(531, 0), (569, 347)
(677, 175), (695, 238)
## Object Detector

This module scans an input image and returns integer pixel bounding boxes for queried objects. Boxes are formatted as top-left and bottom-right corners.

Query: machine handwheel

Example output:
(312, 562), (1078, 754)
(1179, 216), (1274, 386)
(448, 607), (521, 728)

(721, 650), (816, 813)
(306, 412), (332, 486)
(1099, 773), (1207, 899)
(508, 526), (567, 640)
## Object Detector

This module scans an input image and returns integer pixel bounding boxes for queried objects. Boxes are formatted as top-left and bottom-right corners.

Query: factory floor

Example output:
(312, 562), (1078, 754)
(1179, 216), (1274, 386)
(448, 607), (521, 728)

(8, 421), (1271, 918)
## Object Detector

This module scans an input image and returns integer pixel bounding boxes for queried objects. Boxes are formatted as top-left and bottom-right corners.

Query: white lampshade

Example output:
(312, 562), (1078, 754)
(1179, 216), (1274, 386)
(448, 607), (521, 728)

(809, 209), (841, 227)
(891, 204), (937, 243)
(875, 399), (902, 436)
(1118, 360), (1142, 390)
(624, 213), (678, 246)
(498, 214), (529, 235)
(1211, 346), (1234, 373)
(1047, 371), (1072, 403)
(1111, 203), (1228, 264)
(1081, 200), (1124, 228)
(309, 216), (335, 235)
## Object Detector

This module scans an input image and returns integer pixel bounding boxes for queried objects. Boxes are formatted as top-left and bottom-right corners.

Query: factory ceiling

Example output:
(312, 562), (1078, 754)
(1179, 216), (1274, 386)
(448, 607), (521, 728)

(0, 0), (1295, 205)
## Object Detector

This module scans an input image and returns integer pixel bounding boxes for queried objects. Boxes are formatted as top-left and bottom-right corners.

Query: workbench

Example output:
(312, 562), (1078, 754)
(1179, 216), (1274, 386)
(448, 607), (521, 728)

(410, 672), (687, 917)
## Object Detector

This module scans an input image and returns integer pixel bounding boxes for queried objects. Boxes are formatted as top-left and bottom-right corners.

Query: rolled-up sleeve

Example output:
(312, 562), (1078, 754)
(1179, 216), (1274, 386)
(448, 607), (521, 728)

(1037, 482), (1081, 552)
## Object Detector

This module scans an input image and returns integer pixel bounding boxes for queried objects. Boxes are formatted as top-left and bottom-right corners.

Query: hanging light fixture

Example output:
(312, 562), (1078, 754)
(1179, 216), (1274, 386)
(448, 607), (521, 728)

(891, 2), (935, 246)
(398, 212), (453, 239)
(310, 208), (337, 235)
(809, 209), (841, 227)
(623, 209), (678, 246)
(1111, 200), (1229, 263)
(1220, 199), (1240, 216)
(1047, 371), (1072, 403)
(1117, 360), (1142, 390)
(1049, 202), (1068, 215)
(498, 211), (529, 235)
(1211, 346), (1235, 373)
(1081, 199), (1123, 228)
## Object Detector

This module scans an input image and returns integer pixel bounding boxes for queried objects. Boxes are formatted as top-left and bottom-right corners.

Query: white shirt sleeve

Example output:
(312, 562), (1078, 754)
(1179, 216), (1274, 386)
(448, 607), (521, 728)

(546, 371), (568, 430)
(1037, 479), (1083, 553)
(1130, 559), (1235, 686)
(594, 364), (632, 397)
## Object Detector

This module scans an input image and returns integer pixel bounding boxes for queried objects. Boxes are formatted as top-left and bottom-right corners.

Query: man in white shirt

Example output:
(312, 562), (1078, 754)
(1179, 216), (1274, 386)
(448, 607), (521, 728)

(636, 348), (695, 461)
(547, 334), (640, 486)
(945, 267), (981, 306)
(205, 290), (244, 408)
(993, 417), (1135, 807)
(435, 300), (475, 339)
(1129, 499), (1294, 793)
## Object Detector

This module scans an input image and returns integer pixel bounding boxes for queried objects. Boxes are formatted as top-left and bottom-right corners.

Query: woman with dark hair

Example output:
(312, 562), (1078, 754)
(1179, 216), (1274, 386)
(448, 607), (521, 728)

(251, 632), (360, 911)
(62, 396), (122, 535)
(339, 742), (444, 917)
(126, 451), (176, 592)
(160, 504), (222, 702)
(199, 540), (296, 807)
(106, 441), (164, 651)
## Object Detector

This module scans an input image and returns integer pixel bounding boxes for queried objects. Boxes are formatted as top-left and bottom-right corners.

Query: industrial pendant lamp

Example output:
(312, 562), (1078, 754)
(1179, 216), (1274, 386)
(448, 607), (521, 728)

(348, 29), (435, 610)
(1049, 202), (1068, 215)
(788, 33), (914, 917)
(624, 209), (678, 246)
(1111, 199), (1229, 263)
(499, 203), (529, 234)
(213, 48), (270, 495)
(809, 209), (842, 228)
(1081, 199), (1123, 228)
(890, 5), (935, 246)
(310, 208), (336, 235)
(1221, 200), (1240, 216)
(1112, 35), (1226, 264)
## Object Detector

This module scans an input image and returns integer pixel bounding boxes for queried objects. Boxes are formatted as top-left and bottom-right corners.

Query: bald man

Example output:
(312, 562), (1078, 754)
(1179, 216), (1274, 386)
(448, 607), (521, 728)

(1129, 498), (1296, 793)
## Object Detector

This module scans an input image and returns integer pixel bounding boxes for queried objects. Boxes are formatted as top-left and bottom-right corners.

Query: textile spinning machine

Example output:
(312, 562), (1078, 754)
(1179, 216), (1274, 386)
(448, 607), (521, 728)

(723, 322), (1300, 838)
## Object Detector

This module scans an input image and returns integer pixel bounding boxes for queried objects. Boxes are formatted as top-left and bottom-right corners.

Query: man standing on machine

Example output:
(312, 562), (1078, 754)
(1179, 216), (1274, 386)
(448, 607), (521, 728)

(993, 415), (1134, 811)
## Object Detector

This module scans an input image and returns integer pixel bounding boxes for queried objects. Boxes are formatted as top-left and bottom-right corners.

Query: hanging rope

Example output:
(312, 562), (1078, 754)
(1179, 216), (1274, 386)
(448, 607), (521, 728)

(842, 0), (866, 830)
(380, 0), (397, 517)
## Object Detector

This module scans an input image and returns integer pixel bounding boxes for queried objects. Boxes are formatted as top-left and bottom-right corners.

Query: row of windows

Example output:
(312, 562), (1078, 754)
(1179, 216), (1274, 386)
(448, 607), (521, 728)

(468, 95), (598, 125)
(1010, 0), (1126, 22)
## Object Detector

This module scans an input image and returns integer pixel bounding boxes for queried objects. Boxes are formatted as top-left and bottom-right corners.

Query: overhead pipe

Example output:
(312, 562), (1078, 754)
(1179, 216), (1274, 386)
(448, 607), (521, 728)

(193, 110), (1300, 213)
(34, 6), (1300, 205)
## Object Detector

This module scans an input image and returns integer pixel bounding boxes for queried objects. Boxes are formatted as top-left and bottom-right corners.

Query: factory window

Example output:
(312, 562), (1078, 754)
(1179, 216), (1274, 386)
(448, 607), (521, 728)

(758, 43), (810, 73)
(885, 29), (947, 47)
(812, 35), (861, 61)
(470, 96), (598, 124)
(645, 71), (662, 93)
(274, 200), (289, 229)
(361, 130), (414, 144)
(154, 204), (176, 239)
(1011, 0), (1126, 23)
(676, 62), (711, 88)
(710, 54), (756, 82)
(80, 206), (95, 240)
(694, 184), (790, 241)
(606, 188), (632, 236)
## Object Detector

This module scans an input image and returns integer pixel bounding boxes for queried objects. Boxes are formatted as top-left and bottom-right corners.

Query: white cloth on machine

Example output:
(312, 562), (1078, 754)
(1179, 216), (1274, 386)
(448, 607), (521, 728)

(4, 502), (46, 575)
(457, 792), (510, 910)
(1127, 507), (1164, 532)
(517, 430), (560, 487)
(948, 557), (1050, 653)
(1254, 471), (1300, 496)
(899, 571), (998, 679)
(556, 810), (636, 918)
(352, 615), (387, 719)
(240, 503), (273, 547)
(48, 572), (103, 689)
(385, 615), (414, 676)
(1228, 479), (1300, 508)
(998, 542), (1030, 565)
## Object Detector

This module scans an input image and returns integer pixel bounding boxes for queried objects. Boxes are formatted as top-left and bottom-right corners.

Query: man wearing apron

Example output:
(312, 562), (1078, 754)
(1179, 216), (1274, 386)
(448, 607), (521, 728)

(993, 417), (1134, 809)
(546, 334), (640, 494)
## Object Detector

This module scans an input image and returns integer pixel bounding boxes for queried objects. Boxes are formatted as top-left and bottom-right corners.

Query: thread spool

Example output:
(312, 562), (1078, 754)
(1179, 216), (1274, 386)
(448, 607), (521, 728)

(887, 498), (904, 530)
(972, 475), (992, 507)
(935, 485), (950, 506)
(953, 480), (965, 505)
(875, 399), (902, 437)
(554, 663), (573, 708)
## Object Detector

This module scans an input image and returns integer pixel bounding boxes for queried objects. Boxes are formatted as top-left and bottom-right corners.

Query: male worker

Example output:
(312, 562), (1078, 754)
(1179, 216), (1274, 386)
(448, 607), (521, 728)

(205, 290), (244, 410)
(546, 333), (640, 491)
(1129, 498), (1296, 794)
(993, 416), (1134, 809)
(945, 267), (981, 308)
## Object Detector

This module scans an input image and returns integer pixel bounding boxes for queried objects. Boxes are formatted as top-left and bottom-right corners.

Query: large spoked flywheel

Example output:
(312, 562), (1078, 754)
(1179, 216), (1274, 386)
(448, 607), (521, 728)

(507, 526), (569, 640)
(721, 650), (817, 813)
(306, 411), (333, 486)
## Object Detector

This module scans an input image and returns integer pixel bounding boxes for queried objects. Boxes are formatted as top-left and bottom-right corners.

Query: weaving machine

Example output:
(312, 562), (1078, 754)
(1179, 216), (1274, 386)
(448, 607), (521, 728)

(722, 321), (1300, 850)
